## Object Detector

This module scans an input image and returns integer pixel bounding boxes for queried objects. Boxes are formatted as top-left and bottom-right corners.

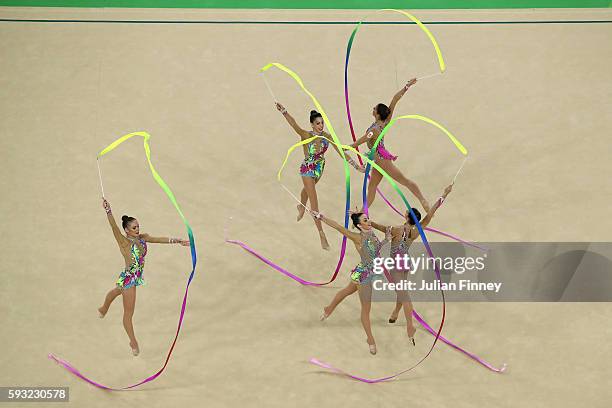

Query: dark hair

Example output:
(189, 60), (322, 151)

(309, 110), (322, 123)
(122, 215), (136, 229)
(406, 208), (422, 226)
(375, 103), (391, 121)
(350, 212), (365, 230)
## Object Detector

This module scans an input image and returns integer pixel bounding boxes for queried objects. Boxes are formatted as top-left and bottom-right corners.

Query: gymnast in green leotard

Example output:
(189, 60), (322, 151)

(275, 102), (364, 250)
(98, 198), (189, 356)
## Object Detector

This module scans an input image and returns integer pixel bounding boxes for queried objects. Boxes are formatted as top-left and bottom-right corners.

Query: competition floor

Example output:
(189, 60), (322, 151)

(1, 6), (611, 407)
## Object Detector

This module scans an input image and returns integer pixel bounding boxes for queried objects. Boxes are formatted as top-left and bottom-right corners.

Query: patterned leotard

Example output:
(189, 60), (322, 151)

(299, 132), (329, 180)
(390, 227), (413, 302)
(350, 230), (387, 285)
(116, 237), (147, 289)
(390, 227), (412, 272)
(366, 122), (397, 161)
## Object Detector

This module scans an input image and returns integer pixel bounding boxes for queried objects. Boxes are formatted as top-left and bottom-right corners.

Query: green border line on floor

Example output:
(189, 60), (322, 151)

(1, 18), (612, 24)
(0, 0), (610, 9)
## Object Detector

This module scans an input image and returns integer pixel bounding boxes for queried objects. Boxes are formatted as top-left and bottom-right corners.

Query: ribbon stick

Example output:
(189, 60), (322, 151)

(261, 72), (278, 102)
(96, 158), (105, 198)
(49, 131), (198, 390)
(417, 72), (444, 81)
(453, 156), (468, 184)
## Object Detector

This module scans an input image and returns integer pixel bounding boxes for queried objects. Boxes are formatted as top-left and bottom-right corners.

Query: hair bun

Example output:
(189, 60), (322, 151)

(310, 110), (318, 116)
(350, 212), (363, 230)
(122, 215), (129, 222)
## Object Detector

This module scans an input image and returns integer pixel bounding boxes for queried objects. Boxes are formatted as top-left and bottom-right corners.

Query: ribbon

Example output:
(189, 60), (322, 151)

(345, 8), (445, 166)
(378, 268), (504, 373)
(258, 62), (352, 286)
(342, 9), (481, 249)
(345, 9), (444, 216)
(412, 311), (507, 373)
(48, 131), (197, 390)
(360, 114), (467, 216)
(372, 192), (486, 251)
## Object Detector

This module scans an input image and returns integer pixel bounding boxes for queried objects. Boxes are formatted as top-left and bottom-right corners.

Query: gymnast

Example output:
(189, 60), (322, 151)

(98, 198), (189, 356)
(313, 210), (391, 354)
(275, 102), (364, 250)
(350, 79), (430, 212)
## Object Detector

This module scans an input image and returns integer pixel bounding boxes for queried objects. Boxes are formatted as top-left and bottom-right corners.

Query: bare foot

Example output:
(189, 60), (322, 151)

(388, 311), (399, 323)
(319, 231), (330, 250)
(97, 307), (107, 319)
(296, 205), (305, 222)
(320, 306), (332, 321)
(130, 341), (140, 356)
(367, 338), (377, 355)
(407, 325), (416, 346)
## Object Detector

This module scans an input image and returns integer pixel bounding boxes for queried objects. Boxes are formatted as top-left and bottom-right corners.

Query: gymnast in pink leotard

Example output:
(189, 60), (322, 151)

(350, 79), (431, 213)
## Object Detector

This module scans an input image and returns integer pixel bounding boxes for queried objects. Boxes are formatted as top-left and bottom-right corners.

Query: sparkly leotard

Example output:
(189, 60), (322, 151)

(350, 230), (387, 285)
(390, 227), (413, 302)
(366, 122), (397, 161)
(390, 227), (412, 272)
(299, 132), (329, 180)
(116, 237), (147, 289)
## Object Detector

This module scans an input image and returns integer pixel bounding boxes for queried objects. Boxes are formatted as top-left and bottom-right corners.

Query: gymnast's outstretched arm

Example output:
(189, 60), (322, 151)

(418, 183), (454, 229)
(388, 78), (417, 117)
(350, 131), (374, 149)
(371, 220), (404, 240)
(140, 234), (189, 246)
(321, 133), (364, 172)
(325, 133), (345, 157)
(275, 102), (310, 140)
(370, 220), (389, 234)
(314, 212), (359, 242)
